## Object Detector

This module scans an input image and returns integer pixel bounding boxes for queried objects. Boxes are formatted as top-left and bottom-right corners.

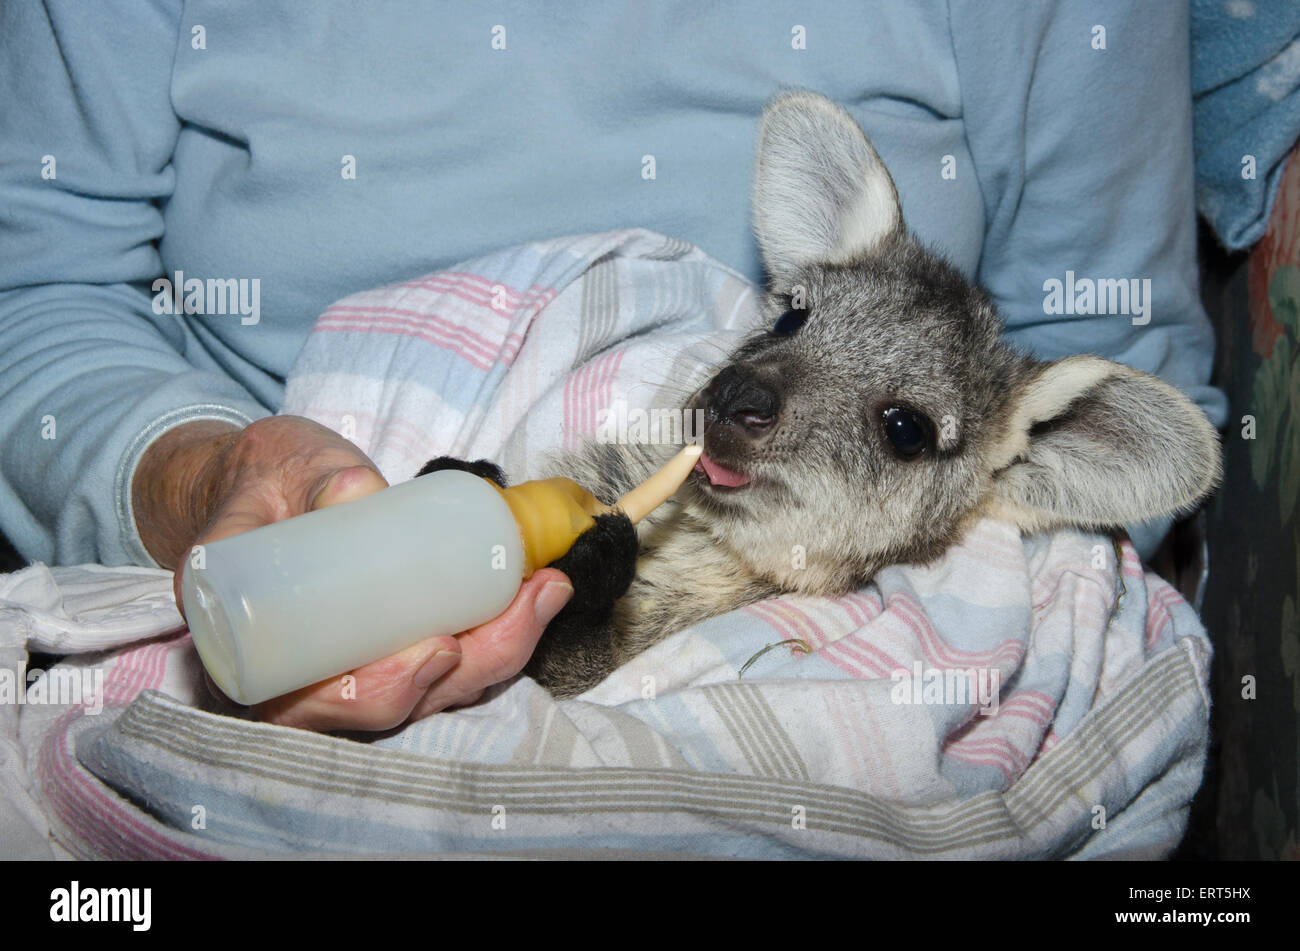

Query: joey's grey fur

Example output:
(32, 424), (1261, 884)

(524, 91), (1222, 698)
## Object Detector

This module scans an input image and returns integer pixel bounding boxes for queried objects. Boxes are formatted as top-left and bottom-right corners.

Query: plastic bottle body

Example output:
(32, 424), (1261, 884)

(181, 469), (524, 706)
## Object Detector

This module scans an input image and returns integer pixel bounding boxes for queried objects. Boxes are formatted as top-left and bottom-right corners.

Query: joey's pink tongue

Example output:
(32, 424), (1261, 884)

(695, 452), (752, 488)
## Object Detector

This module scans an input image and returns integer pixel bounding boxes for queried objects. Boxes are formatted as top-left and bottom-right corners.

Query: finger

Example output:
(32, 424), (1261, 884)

(308, 463), (389, 511)
(406, 684), (484, 722)
(255, 633), (464, 731)
(411, 568), (573, 717)
(223, 416), (386, 522)
(176, 461), (384, 625)
(173, 484), (293, 613)
(257, 569), (572, 730)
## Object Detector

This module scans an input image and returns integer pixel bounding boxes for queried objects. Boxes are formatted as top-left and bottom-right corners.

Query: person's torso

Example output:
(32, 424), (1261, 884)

(162, 1), (982, 393)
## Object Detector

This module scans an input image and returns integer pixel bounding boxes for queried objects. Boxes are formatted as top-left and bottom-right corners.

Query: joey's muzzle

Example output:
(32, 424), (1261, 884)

(704, 365), (781, 438)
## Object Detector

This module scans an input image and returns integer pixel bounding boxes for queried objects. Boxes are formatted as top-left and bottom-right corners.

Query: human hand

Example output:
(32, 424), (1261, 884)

(250, 567), (572, 730)
(133, 415), (572, 730)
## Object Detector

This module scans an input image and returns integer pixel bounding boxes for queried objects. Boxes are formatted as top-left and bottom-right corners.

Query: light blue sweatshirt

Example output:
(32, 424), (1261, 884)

(0, 1), (1226, 567)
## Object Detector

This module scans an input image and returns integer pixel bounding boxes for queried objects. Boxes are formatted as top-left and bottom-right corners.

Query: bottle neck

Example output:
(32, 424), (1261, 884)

(493, 477), (602, 576)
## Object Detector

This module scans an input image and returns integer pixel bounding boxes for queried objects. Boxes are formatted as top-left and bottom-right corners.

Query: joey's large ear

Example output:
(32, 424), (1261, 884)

(753, 91), (902, 288)
(985, 356), (1223, 533)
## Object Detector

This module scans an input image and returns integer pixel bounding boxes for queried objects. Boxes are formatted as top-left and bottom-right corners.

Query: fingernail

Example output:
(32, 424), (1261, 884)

(413, 649), (461, 690)
(534, 580), (574, 626)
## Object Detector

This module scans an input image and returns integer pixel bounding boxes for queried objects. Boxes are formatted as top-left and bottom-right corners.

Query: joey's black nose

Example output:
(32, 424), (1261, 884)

(705, 365), (781, 437)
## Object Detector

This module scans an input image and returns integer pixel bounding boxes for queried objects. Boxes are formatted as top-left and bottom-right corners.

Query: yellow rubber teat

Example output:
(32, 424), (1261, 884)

(491, 444), (704, 577)
(496, 477), (601, 576)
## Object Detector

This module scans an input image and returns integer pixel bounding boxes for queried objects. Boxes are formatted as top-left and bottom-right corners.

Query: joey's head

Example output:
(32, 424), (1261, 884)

(682, 91), (1222, 592)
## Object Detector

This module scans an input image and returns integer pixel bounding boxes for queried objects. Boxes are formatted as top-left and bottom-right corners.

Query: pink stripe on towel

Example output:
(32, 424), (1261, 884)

(39, 634), (222, 860)
(563, 348), (625, 448)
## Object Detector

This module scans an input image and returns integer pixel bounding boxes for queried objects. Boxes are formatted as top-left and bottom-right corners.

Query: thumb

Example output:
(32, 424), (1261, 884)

(177, 465), (387, 616)
(309, 464), (389, 510)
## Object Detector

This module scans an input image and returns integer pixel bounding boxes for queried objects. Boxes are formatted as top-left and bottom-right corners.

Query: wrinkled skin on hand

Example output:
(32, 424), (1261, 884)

(137, 415), (572, 732)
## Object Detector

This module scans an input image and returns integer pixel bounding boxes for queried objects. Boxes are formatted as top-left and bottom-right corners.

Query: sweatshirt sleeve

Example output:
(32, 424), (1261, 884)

(0, 0), (270, 568)
(948, 0), (1228, 555)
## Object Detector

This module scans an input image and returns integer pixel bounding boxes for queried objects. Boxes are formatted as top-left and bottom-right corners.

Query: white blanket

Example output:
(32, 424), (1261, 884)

(0, 231), (1213, 859)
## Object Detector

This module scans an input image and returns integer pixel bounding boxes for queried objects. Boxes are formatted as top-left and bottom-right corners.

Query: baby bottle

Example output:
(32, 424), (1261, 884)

(180, 444), (701, 705)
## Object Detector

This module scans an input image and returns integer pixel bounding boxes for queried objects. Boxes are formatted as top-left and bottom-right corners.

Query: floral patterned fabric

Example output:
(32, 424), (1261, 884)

(1201, 143), (1300, 860)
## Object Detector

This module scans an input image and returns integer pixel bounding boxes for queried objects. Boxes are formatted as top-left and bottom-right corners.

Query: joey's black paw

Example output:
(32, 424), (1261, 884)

(546, 512), (638, 623)
(415, 456), (508, 487)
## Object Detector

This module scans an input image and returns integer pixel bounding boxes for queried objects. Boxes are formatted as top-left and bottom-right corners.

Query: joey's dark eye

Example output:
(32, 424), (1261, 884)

(881, 407), (931, 459)
(772, 308), (807, 336)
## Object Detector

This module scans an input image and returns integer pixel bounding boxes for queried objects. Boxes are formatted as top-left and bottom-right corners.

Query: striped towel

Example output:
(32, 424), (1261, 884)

(1, 230), (1212, 858)
(280, 229), (756, 486)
